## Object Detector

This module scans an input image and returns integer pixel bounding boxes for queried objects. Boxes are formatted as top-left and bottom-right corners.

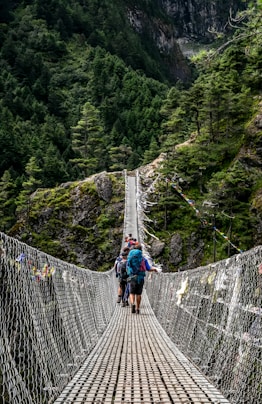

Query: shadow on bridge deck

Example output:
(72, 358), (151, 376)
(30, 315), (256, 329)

(54, 292), (230, 404)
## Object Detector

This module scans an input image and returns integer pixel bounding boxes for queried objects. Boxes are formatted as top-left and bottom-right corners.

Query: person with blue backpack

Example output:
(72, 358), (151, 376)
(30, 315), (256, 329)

(127, 242), (157, 314)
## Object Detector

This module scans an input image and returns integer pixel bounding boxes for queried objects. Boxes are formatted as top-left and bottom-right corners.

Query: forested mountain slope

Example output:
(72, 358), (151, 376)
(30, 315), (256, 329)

(0, 0), (261, 270)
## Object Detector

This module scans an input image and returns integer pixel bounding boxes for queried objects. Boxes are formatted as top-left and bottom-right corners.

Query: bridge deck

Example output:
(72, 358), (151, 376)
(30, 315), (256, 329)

(54, 293), (230, 404)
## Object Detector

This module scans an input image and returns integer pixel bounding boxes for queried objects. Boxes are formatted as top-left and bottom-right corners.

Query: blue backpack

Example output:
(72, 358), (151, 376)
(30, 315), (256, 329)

(127, 249), (143, 276)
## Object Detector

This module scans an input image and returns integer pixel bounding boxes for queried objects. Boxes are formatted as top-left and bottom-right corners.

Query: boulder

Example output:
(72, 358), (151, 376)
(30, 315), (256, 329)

(151, 239), (165, 257)
(170, 233), (183, 265)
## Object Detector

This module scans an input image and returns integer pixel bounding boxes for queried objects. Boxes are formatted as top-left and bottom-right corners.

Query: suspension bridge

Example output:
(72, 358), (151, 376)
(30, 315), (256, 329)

(0, 172), (262, 404)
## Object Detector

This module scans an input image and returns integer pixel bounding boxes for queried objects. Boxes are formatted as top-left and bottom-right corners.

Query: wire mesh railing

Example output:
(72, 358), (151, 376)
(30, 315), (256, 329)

(136, 168), (262, 403)
(145, 245), (262, 403)
(1, 169), (262, 404)
(0, 232), (117, 404)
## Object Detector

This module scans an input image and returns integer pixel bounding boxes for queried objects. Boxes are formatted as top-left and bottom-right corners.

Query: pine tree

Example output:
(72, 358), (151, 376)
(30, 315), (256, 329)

(0, 170), (16, 231)
(143, 136), (160, 164)
(16, 157), (42, 214)
(70, 102), (103, 177)
(42, 144), (69, 187)
(108, 144), (132, 171)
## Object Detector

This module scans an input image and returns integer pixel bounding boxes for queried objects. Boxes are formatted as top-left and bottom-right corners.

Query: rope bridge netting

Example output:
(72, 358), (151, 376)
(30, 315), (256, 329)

(145, 250), (262, 403)
(0, 232), (117, 404)
(136, 171), (262, 404)
(1, 170), (262, 404)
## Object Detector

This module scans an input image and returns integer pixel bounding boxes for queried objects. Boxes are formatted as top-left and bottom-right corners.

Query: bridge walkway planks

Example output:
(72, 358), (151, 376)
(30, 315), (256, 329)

(54, 292), (230, 404)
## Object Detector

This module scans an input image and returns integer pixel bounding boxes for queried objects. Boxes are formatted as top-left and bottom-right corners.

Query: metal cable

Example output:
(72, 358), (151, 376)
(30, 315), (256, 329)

(145, 252), (262, 404)
(0, 232), (117, 403)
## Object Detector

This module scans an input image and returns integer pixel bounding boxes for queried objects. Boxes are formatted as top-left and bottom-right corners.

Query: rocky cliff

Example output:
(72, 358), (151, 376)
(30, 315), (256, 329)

(126, 0), (246, 74)
(161, 0), (246, 42)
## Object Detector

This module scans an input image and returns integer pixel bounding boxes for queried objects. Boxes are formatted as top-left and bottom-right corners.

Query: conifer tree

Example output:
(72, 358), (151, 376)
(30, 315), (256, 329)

(0, 170), (16, 231)
(108, 144), (132, 171)
(16, 157), (42, 214)
(70, 102), (103, 177)
(143, 136), (160, 164)
(42, 144), (69, 187)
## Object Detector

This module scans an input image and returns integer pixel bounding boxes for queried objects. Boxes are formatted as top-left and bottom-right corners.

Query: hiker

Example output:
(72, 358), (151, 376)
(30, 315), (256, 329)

(127, 242), (157, 314)
(125, 233), (132, 245)
(114, 254), (122, 278)
(117, 251), (129, 306)
(116, 247), (130, 303)
(128, 238), (136, 248)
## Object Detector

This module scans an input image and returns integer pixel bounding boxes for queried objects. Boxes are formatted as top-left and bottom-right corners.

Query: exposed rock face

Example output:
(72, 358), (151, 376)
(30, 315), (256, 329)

(94, 172), (113, 203)
(126, 1), (245, 80)
(170, 233), (183, 266)
(182, 232), (205, 271)
(161, 0), (245, 42)
(151, 239), (165, 258)
(126, 7), (191, 81)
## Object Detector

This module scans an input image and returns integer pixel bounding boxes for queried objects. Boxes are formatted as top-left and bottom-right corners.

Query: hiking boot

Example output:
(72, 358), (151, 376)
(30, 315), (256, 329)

(122, 301), (126, 307)
(136, 309), (140, 314)
(125, 301), (129, 307)
(117, 296), (121, 303)
(131, 304), (136, 314)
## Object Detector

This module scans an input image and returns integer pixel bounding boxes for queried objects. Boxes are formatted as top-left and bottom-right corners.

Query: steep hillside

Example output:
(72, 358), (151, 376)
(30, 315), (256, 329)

(139, 100), (262, 270)
(9, 172), (125, 271)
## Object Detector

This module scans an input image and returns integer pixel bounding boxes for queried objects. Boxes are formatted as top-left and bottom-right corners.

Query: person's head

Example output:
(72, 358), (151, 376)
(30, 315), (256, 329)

(121, 251), (128, 260)
(135, 242), (142, 250)
(122, 246), (130, 254)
